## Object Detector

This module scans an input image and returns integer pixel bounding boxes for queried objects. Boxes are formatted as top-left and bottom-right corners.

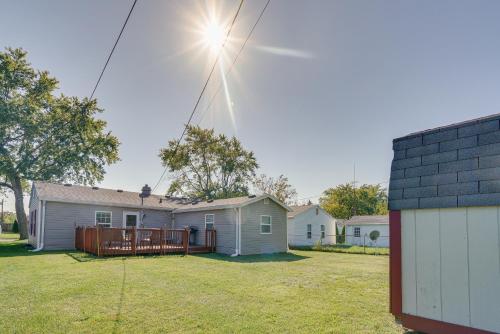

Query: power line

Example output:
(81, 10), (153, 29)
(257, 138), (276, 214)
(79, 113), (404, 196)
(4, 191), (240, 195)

(197, 0), (271, 125)
(90, 0), (138, 100)
(151, 0), (245, 193)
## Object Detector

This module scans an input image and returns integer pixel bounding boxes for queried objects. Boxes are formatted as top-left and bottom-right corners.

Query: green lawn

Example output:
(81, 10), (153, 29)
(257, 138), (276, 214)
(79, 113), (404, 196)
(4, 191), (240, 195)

(0, 239), (404, 333)
(291, 244), (390, 256)
(0, 232), (20, 240)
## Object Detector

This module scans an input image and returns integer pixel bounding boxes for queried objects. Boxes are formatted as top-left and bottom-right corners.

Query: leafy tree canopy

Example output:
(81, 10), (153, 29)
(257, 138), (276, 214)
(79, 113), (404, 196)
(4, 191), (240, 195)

(319, 183), (388, 220)
(252, 173), (297, 204)
(0, 48), (120, 238)
(159, 125), (258, 199)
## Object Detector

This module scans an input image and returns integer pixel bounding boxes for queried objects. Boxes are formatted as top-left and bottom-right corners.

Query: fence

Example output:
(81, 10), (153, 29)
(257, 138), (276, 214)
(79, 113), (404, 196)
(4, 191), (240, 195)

(75, 226), (216, 256)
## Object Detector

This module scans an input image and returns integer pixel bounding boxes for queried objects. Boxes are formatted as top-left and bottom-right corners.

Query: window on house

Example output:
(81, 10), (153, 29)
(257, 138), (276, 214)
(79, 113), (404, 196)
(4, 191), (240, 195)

(307, 224), (312, 239)
(260, 215), (272, 234)
(205, 214), (215, 230)
(264, 198), (269, 205)
(354, 227), (361, 237)
(95, 211), (112, 228)
(321, 225), (325, 239)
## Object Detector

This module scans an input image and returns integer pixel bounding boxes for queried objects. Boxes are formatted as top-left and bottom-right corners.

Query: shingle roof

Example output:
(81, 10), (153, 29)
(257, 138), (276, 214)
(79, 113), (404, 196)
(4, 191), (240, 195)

(34, 181), (180, 210)
(33, 182), (291, 212)
(344, 215), (388, 226)
(389, 113), (500, 210)
(288, 205), (316, 218)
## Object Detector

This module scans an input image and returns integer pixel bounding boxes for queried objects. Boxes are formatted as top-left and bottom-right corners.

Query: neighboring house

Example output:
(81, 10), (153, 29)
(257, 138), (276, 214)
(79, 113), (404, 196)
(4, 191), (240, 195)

(28, 182), (290, 255)
(389, 114), (500, 334)
(287, 204), (336, 246)
(343, 215), (389, 247)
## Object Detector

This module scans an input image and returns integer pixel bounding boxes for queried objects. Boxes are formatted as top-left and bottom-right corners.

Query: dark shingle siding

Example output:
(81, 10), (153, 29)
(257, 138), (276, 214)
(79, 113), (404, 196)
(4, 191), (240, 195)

(439, 136), (477, 152)
(389, 114), (500, 209)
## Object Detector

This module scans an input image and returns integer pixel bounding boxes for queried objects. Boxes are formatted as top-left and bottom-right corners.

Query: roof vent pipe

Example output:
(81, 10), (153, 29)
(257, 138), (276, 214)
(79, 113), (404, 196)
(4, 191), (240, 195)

(92, 186), (99, 190)
(64, 183), (72, 187)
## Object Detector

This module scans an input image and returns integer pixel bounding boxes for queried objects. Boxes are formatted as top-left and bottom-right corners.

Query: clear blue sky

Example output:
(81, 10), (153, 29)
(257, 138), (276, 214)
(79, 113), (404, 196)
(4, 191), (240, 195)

(2, 0), (500, 211)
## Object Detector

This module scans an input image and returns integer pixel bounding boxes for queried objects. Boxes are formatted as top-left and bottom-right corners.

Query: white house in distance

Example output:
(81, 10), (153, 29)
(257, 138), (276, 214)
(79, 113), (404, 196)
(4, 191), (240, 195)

(343, 215), (389, 247)
(287, 204), (336, 246)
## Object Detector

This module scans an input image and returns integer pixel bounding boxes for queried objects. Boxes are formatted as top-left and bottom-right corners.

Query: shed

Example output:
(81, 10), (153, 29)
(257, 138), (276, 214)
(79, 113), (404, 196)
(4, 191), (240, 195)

(388, 114), (500, 334)
(343, 215), (389, 247)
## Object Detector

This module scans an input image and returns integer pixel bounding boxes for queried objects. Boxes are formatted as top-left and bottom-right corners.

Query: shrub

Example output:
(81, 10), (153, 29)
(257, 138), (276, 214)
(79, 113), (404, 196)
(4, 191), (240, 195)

(369, 230), (380, 241)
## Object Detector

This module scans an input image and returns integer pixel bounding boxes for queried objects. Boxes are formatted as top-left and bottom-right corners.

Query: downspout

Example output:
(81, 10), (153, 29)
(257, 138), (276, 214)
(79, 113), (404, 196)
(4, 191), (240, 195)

(230, 207), (240, 257)
(31, 200), (45, 252)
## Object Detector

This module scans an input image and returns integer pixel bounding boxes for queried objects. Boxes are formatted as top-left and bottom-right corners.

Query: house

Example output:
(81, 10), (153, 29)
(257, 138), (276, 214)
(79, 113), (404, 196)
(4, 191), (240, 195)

(389, 114), (500, 334)
(343, 215), (389, 247)
(287, 204), (336, 246)
(28, 181), (290, 256)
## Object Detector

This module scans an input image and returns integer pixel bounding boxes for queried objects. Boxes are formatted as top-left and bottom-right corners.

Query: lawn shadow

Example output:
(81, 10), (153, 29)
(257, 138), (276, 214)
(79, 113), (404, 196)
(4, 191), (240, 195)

(0, 241), (69, 258)
(192, 252), (309, 263)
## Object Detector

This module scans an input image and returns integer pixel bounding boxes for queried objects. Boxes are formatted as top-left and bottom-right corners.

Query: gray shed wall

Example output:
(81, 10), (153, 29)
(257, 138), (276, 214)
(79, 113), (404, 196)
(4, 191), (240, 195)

(240, 199), (288, 255)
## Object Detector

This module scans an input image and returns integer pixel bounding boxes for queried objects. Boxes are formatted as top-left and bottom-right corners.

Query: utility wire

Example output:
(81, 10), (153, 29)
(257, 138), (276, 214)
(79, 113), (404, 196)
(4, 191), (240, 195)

(197, 0), (271, 125)
(90, 0), (138, 100)
(152, 0), (245, 193)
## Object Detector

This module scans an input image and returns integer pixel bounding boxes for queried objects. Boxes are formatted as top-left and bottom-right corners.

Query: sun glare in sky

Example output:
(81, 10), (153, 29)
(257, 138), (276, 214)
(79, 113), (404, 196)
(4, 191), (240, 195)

(202, 19), (226, 55)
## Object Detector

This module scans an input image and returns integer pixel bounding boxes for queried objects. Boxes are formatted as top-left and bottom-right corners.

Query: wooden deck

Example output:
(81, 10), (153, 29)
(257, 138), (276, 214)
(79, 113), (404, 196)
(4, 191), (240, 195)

(75, 226), (216, 256)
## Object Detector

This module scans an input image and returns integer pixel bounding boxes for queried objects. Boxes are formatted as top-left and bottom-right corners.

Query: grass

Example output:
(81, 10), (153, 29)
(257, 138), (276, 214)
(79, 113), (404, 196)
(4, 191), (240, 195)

(0, 232), (20, 240)
(0, 239), (404, 334)
(291, 244), (390, 256)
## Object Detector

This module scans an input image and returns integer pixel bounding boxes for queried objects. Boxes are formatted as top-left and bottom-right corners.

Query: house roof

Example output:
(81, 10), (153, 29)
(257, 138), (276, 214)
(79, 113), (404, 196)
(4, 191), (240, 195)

(173, 194), (292, 213)
(344, 215), (388, 226)
(34, 181), (180, 210)
(288, 204), (317, 218)
(33, 182), (291, 213)
(389, 113), (500, 210)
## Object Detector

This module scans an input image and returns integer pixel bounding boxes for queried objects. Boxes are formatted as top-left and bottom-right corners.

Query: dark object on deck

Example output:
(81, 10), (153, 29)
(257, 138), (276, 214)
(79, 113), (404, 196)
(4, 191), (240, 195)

(187, 226), (198, 245)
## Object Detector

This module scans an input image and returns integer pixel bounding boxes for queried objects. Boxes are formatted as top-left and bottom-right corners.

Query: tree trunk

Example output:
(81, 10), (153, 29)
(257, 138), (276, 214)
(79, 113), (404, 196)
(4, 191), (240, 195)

(11, 177), (28, 239)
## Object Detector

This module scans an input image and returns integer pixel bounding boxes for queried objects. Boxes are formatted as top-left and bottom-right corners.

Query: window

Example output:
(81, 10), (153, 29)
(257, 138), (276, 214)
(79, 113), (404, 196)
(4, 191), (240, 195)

(260, 215), (272, 234)
(205, 214), (215, 230)
(307, 224), (312, 239)
(95, 211), (112, 227)
(263, 198), (270, 205)
(354, 227), (361, 238)
(320, 225), (325, 239)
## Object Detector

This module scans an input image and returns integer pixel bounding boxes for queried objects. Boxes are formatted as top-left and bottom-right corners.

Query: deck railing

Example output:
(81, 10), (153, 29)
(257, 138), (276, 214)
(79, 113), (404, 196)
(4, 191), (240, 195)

(75, 226), (216, 256)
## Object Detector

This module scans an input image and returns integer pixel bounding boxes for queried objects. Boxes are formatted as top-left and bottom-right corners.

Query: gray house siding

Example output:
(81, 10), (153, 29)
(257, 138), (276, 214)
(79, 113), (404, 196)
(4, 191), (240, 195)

(43, 201), (172, 250)
(240, 199), (288, 255)
(174, 209), (236, 255)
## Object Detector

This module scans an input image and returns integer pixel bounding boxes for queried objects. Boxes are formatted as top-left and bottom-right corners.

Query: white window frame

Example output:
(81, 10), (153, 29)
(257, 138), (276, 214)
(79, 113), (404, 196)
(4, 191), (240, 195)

(95, 211), (112, 228)
(263, 198), (270, 205)
(354, 227), (361, 238)
(205, 214), (215, 230)
(320, 224), (325, 239)
(307, 224), (312, 239)
(260, 215), (272, 234)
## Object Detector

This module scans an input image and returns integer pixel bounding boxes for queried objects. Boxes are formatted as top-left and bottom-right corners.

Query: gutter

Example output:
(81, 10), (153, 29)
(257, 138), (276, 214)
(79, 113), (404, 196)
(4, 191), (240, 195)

(31, 200), (46, 252)
(230, 207), (242, 257)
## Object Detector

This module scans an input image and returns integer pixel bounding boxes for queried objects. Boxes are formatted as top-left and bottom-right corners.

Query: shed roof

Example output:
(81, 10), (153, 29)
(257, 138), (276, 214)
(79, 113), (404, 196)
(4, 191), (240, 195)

(344, 215), (388, 226)
(389, 113), (500, 210)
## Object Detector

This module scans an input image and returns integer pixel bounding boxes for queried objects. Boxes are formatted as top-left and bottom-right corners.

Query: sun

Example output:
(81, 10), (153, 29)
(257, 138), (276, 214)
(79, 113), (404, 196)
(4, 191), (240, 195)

(202, 19), (226, 55)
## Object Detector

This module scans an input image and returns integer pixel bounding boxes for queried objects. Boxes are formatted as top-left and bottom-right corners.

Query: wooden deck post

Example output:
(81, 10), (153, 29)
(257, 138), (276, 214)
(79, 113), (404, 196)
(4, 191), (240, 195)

(131, 227), (136, 256)
(160, 228), (164, 255)
(96, 226), (100, 257)
(83, 226), (86, 253)
(184, 228), (190, 255)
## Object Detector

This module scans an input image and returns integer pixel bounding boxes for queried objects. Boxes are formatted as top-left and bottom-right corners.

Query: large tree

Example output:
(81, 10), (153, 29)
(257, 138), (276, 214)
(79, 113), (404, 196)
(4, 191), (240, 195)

(0, 48), (120, 239)
(252, 173), (297, 204)
(160, 125), (258, 199)
(319, 183), (388, 220)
